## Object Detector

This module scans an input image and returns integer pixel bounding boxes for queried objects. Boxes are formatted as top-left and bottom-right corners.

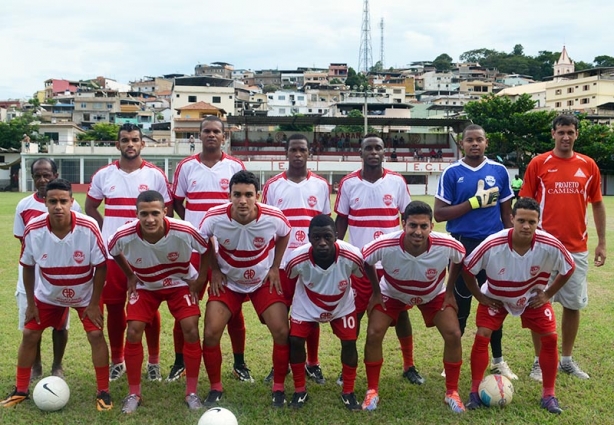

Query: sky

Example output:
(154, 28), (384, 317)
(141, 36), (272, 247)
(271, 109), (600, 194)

(2, 0), (613, 100)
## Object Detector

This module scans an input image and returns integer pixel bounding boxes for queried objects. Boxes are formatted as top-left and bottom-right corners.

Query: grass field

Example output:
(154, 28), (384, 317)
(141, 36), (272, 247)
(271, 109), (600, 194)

(0, 192), (613, 425)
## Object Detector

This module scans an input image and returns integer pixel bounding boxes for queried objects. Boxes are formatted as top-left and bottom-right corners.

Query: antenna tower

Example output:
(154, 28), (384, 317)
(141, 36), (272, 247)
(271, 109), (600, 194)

(379, 18), (384, 68)
(358, 0), (373, 73)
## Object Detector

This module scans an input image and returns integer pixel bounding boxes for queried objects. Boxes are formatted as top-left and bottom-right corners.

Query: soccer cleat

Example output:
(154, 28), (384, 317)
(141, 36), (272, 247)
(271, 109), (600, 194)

(185, 393), (203, 410)
(529, 360), (543, 382)
(120, 394), (141, 414)
(541, 395), (563, 414)
(96, 390), (113, 411)
(263, 367), (274, 383)
(559, 360), (590, 379)
(305, 364), (325, 384)
(402, 366), (425, 385)
(232, 364), (255, 383)
(362, 389), (379, 411)
(288, 391), (308, 409)
(490, 360), (518, 380)
(271, 390), (286, 408)
(465, 392), (483, 410)
(444, 390), (466, 413)
(166, 363), (186, 382)
(146, 363), (162, 382)
(336, 371), (343, 386)
(203, 390), (223, 407)
(0, 388), (29, 408)
(109, 361), (126, 382)
(341, 392), (361, 411)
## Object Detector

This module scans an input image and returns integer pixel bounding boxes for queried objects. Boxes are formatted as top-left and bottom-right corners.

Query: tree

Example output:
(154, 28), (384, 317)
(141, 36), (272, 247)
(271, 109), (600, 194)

(329, 78), (343, 84)
(0, 113), (40, 149)
(262, 85), (278, 93)
(331, 109), (377, 134)
(593, 55), (614, 67)
(511, 44), (524, 56)
(277, 113), (313, 132)
(369, 61), (384, 73)
(459, 48), (498, 63)
(344, 67), (368, 89)
(77, 122), (120, 141)
(433, 53), (453, 72)
(574, 119), (614, 172)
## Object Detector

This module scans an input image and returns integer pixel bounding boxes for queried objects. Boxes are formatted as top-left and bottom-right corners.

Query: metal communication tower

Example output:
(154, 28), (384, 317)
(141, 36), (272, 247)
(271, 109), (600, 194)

(358, 0), (373, 73)
(379, 18), (384, 68)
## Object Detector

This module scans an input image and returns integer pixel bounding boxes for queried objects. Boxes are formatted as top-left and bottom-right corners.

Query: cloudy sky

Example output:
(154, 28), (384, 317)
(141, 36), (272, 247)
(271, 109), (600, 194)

(2, 0), (612, 99)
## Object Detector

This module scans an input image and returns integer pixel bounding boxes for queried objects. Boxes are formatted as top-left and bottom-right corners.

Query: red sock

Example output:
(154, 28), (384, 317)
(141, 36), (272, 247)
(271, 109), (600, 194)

(145, 310), (161, 364)
(540, 333), (558, 398)
(444, 360), (462, 393)
(365, 359), (383, 391)
(290, 362), (306, 393)
(272, 342), (290, 392)
(16, 366), (30, 393)
(124, 341), (143, 395)
(470, 335), (490, 392)
(227, 310), (246, 355)
(106, 303), (126, 364)
(398, 335), (414, 370)
(173, 319), (184, 357)
(203, 344), (223, 391)
(183, 340), (202, 395)
(95, 365), (109, 393)
(306, 325), (320, 366)
(342, 363), (357, 394)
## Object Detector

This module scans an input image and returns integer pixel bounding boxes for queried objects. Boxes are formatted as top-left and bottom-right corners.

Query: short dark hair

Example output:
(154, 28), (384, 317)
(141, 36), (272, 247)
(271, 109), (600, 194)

(552, 114), (579, 131)
(31, 158), (58, 175)
(309, 214), (335, 233)
(402, 200), (433, 221)
(200, 115), (225, 132)
(287, 134), (309, 149)
(136, 190), (165, 206)
(45, 178), (72, 196)
(229, 170), (259, 192)
(361, 134), (384, 148)
(462, 124), (485, 138)
(117, 123), (142, 141)
(512, 197), (540, 218)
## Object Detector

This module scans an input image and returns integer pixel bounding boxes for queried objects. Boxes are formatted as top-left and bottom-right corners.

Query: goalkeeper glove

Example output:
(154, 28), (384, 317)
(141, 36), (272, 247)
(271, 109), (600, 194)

(468, 179), (499, 209)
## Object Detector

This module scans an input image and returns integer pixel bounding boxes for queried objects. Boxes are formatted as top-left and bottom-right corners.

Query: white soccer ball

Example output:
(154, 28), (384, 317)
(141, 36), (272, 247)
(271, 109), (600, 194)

(32, 376), (70, 411)
(478, 374), (514, 407)
(198, 407), (238, 425)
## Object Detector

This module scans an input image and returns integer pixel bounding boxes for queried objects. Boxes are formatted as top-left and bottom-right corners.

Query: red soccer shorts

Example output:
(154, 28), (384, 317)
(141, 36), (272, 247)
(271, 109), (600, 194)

(207, 282), (286, 323)
(290, 311), (357, 341)
(476, 302), (557, 334)
(102, 258), (128, 305)
(26, 298), (100, 333)
(126, 286), (200, 323)
(352, 269), (384, 315)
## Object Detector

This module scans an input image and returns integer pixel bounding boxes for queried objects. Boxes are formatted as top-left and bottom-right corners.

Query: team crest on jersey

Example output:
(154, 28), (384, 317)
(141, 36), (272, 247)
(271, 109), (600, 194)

(41, 254), (48, 260)
(110, 186), (116, 192)
(163, 278), (173, 287)
(220, 178), (229, 190)
(373, 230), (384, 239)
(223, 239), (230, 245)
(338, 280), (349, 291)
(277, 198), (283, 205)
(485, 175), (496, 186)
(307, 282), (314, 288)
(530, 266), (540, 276)
(253, 237), (265, 248)
(138, 184), (149, 192)
(136, 258), (142, 264)
(319, 312), (333, 322)
(410, 296), (423, 305)
(167, 252), (179, 262)
(62, 288), (75, 299)
(425, 268), (437, 280)
(383, 194), (393, 206)
(351, 197), (360, 206)
(498, 268), (506, 275)
(295, 230), (306, 242)
(391, 268), (400, 275)
(307, 196), (317, 207)
(244, 269), (256, 280)
(191, 180), (197, 187)
(73, 250), (85, 264)
(516, 297), (527, 307)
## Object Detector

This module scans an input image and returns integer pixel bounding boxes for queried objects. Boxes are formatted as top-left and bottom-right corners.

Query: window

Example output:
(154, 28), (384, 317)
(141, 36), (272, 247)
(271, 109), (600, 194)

(567, 87), (574, 93)
(555, 89), (562, 95)
(555, 102), (561, 108)
(212, 96), (221, 103)
(0, 156), (4, 162)
(279, 108), (286, 114)
(567, 100), (574, 106)
(188, 95), (197, 102)
(44, 132), (59, 142)
(83, 113), (90, 121)
(278, 95), (286, 100)
(229, 95), (232, 99)
(580, 98), (589, 104)
(583, 85), (590, 91)
(81, 103), (87, 108)
(297, 96), (304, 101)
(393, 89), (402, 94)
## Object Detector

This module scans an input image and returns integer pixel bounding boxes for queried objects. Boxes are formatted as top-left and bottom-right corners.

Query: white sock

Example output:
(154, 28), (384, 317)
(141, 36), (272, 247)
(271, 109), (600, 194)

(534, 356), (540, 363)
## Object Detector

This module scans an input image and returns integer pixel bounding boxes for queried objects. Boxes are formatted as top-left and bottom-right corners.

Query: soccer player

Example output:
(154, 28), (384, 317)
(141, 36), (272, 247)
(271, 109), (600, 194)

(171, 116), (250, 383)
(334, 134), (422, 385)
(108, 190), (209, 413)
(463, 197), (575, 414)
(434, 124), (517, 380)
(13, 158), (81, 380)
(262, 134), (331, 384)
(85, 123), (173, 382)
(361, 201), (466, 413)
(520, 114), (606, 381)
(285, 214), (363, 410)
(199, 170), (291, 408)
(1, 178), (113, 411)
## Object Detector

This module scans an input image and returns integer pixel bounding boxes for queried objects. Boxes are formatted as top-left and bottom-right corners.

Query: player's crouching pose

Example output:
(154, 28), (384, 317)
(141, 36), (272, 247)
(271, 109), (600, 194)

(107, 190), (209, 414)
(199, 170), (291, 408)
(361, 201), (466, 413)
(463, 198), (575, 415)
(285, 214), (363, 411)
(1, 178), (113, 411)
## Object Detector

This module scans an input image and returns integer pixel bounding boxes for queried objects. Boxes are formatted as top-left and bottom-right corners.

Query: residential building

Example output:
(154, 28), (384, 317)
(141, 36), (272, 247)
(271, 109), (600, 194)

(497, 82), (547, 109)
(195, 62), (234, 79)
(130, 77), (173, 95)
(328, 63), (348, 82)
(545, 67), (614, 114)
(173, 101), (226, 140)
(253, 70), (282, 88)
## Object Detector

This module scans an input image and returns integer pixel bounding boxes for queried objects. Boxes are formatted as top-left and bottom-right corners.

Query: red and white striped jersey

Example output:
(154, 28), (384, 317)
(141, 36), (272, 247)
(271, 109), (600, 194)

(20, 212), (107, 307)
(199, 203), (291, 293)
(286, 240), (363, 322)
(334, 169), (411, 249)
(464, 228), (575, 316)
(362, 230), (465, 305)
(171, 153), (245, 226)
(87, 160), (172, 252)
(13, 193), (82, 293)
(107, 217), (208, 291)
(262, 171), (331, 267)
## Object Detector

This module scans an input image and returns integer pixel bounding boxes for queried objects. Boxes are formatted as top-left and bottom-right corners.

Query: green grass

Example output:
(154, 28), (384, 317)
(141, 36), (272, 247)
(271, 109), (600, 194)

(0, 192), (613, 424)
